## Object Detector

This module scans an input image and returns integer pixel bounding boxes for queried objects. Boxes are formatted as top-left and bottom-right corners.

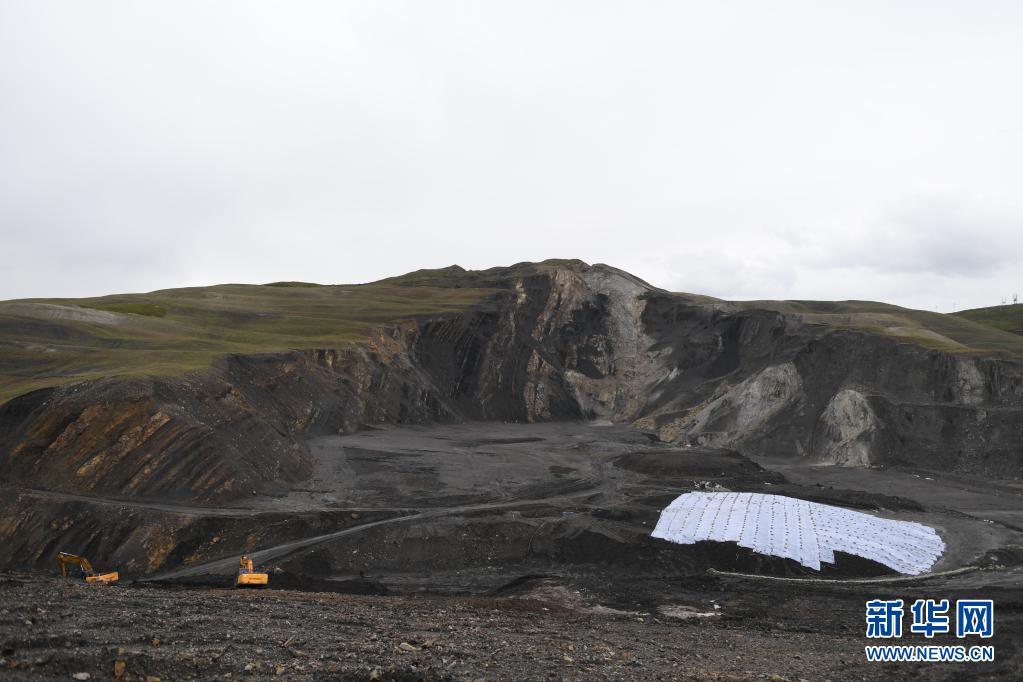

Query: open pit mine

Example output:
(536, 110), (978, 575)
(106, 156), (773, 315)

(1, 260), (1022, 680)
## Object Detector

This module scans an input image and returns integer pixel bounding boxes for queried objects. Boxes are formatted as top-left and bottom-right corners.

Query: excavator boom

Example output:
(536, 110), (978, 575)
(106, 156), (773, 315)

(57, 552), (119, 584)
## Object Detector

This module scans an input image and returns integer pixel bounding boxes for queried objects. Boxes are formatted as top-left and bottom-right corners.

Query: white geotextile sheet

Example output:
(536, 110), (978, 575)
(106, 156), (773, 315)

(651, 492), (944, 575)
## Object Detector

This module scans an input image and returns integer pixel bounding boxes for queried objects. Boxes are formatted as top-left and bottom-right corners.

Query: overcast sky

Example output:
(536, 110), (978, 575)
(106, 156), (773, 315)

(1, 1), (1021, 311)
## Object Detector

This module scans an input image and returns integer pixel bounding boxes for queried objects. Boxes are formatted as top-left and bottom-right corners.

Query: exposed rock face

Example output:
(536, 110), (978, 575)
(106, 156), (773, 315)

(0, 341), (455, 503)
(1, 261), (1022, 509)
(812, 389), (881, 466)
(675, 362), (804, 450)
(409, 264), (663, 424)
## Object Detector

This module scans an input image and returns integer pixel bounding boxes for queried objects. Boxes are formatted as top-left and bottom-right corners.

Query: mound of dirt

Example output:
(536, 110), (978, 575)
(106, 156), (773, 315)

(612, 447), (784, 483)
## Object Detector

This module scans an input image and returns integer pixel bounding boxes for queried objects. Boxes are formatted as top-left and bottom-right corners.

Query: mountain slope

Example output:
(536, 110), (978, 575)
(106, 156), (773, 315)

(1, 260), (1021, 511)
(725, 299), (1023, 357)
(0, 278), (496, 404)
(955, 303), (1023, 337)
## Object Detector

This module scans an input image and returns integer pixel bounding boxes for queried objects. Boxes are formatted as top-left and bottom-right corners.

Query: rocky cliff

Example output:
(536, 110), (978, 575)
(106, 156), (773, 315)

(1, 261), (1022, 509)
(411, 262), (1023, 475)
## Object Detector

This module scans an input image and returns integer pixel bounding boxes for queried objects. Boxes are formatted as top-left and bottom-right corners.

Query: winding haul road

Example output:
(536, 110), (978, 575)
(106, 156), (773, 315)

(147, 483), (606, 581)
(13, 422), (1023, 583)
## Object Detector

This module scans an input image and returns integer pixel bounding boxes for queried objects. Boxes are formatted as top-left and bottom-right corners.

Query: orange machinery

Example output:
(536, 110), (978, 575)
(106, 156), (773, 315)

(236, 554), (269, 588)
(57, 552), (119, 583)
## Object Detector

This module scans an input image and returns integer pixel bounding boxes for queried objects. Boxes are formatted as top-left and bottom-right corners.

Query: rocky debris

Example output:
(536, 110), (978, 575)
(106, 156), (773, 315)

(674, 362), (803, 448)
(2, 573), (1018, 680)
(657, 604), (720, 620)
(812, 389), (881, 466)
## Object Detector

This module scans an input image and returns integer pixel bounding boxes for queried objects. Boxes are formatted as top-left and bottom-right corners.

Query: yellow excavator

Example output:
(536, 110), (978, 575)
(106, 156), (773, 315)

(236, 554), (269, 588)
(57, 552), (119, 584)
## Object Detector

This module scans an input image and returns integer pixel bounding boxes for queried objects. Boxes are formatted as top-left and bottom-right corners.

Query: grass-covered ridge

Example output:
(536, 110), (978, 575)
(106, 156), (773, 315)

(374, 259), (588, 288)
(3, 260), (1021, 405)
(954, 303), (1023, 337)
(729, 299), (1023, 358)
(80, 302), (168, 317)
(1, 262), (596, 403)
(0, 279), (499, 403)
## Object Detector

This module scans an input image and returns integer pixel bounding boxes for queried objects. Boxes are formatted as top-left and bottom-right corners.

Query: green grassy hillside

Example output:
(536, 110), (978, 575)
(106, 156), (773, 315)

(0, 260), (592, 404)
(3, 260), (1021, 406)
(730, 299), (1023, 358)
(954, 303), (1023, 337)
(0, 280), (497, 404)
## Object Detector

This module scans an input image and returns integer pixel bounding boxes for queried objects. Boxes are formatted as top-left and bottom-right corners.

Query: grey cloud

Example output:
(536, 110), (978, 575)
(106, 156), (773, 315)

(1, 2), (1021, 310)
(836, 198), (1022, 277)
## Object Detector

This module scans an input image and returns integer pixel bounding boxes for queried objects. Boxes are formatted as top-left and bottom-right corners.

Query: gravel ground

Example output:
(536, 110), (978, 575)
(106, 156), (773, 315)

(2, 572), (1019, 681)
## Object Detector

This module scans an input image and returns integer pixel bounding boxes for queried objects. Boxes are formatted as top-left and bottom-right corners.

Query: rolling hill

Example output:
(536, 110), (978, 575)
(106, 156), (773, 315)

(3, 261), (1022, 406)
(955, 303), (1023, 337)
(0, 277), (497, 404)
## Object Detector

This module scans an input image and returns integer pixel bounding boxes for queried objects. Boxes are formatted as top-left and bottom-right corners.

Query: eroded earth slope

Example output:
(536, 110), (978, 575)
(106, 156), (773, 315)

(2, 261), (1023, 678)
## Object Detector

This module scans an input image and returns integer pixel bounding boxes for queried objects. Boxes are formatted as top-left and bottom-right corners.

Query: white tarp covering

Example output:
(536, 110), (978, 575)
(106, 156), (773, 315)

(651, 492), (944, 575)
